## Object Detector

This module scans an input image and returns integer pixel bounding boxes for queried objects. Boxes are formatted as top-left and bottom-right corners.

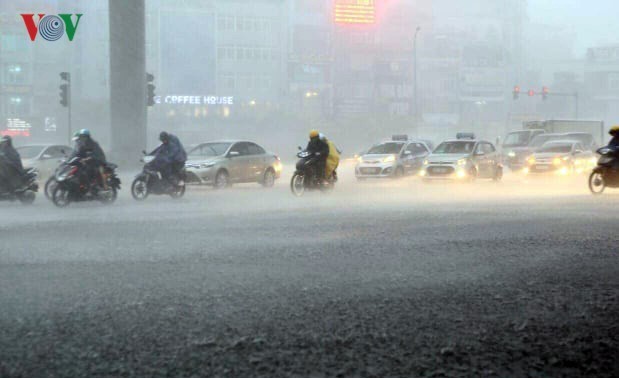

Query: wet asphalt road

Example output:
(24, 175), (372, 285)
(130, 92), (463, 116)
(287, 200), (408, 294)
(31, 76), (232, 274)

(1, 167), (618, 377)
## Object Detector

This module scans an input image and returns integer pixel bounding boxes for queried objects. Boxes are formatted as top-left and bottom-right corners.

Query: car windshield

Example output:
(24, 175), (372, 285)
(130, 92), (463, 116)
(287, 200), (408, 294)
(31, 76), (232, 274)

(530, 134), (562, 148)
(366, 143), (403, 154)
(16, 146), (45, 159)
(565, 134), (593, 147)
(189, 143), (231, 157)
(538, 144), (572, 153)
(503, 132), (530, 146)
(433, 141), (475, 154)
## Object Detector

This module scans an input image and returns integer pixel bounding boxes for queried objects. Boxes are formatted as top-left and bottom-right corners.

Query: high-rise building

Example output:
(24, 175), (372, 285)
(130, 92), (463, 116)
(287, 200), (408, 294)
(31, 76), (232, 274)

(145, 0), (287, 141)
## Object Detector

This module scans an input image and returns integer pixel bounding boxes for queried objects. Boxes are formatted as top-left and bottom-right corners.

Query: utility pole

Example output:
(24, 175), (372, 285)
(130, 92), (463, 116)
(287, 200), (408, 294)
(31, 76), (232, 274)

(412, 26), (421, 126)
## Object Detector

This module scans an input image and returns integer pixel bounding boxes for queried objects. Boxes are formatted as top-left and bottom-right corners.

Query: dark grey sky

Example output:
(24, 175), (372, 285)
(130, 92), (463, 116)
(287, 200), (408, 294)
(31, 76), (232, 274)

(528, 0), (618, 54)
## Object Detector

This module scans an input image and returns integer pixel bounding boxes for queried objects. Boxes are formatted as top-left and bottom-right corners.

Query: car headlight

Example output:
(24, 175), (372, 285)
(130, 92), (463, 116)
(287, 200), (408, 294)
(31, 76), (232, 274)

(457, 158), (467, 166)
(527, 156), (535, 165)
(383, 155), (396, 163)
(507, 151), (516, 157)
(201, 163), (215, 168)
(423, 159), (429, 166)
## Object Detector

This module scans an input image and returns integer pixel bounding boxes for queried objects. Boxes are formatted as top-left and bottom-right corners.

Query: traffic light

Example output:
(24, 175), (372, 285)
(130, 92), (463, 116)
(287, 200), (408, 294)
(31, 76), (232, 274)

(513, 85), (520, 100)
(59, 72), (70, 107)
(542, 86), (549, 100)
(528, 89), (535, 97)
(59, 84), (69, 107)
(146, 73), (156, 106)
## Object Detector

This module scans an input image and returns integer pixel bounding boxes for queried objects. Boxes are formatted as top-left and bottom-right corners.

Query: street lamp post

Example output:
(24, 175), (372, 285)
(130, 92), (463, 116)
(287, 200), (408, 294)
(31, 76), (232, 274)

(413, 26), (421, 126)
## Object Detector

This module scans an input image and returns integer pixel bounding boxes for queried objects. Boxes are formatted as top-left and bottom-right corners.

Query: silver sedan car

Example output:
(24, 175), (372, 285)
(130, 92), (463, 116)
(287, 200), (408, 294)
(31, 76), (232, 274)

(17, 144), (71, 179)
(185, 140), (282, 188)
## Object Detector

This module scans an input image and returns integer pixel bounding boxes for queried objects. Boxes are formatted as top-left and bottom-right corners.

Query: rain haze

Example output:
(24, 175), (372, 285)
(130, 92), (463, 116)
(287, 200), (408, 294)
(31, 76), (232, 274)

(1, 1), (618, 377)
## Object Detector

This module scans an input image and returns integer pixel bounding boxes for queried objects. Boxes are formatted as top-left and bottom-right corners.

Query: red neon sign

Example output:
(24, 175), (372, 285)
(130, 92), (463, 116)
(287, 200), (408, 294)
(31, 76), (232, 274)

(334, 0), (375, 25)
(1, 129), (30, 137)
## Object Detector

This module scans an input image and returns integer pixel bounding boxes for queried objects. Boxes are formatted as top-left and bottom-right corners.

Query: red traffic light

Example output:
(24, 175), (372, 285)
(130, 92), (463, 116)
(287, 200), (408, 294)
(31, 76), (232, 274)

(513, 85), (520, 93)
(528, 89), (535, 97)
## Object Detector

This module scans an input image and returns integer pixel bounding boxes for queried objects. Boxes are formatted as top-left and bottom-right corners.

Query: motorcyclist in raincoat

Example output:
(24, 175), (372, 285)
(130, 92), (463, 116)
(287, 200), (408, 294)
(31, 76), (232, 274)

(0, 135), (25, 191)
(306, 130), (330, 181)
(149, 131), (187, 184)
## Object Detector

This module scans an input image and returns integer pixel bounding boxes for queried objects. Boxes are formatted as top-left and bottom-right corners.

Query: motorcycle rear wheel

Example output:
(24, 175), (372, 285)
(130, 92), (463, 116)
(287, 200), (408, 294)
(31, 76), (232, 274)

(18, 190), (36, 205)
(589, 172), (605, 195)
(44, 177), (57, 200)
(290, 173), (305, 197)
(170, 184), (185, 199)
(99, 186), (118, 205)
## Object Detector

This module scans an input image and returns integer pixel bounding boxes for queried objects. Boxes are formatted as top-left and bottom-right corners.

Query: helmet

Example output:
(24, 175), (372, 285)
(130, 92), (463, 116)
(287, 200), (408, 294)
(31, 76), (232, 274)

(72, 131), (80, 141)
(309, 130), (319, 139)
(159, 131), (169, 143)
(610, 126), (619, 136)
(0, 135), (11, 146)
(78, 129), (91, 137)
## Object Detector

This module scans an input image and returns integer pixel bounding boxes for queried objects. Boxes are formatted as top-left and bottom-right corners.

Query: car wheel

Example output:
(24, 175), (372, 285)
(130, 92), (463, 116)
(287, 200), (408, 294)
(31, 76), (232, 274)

(493, 166), (503, 181)
(393, 166), (404, 179)
(214, 170), (229, 189)
(468, 167), (478, 182)
(262, 168), (275, 188)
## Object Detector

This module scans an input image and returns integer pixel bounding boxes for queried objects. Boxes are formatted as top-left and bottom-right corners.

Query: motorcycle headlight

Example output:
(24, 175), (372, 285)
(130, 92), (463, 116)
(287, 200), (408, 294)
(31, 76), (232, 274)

(383, 155), (396, 163)
(507, 151), (516, 157)
(457, 158), (467, 166)
(527, 156), (535, 165)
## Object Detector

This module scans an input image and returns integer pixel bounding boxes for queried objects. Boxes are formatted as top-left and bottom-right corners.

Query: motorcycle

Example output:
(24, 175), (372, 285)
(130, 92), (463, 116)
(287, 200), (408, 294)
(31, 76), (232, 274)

(290, 147), (337, 197)
(131, 152), (186, 200)
(51, 157), (121, 207)
(0, 167), (38, 205)
(589, 146), (619, 194)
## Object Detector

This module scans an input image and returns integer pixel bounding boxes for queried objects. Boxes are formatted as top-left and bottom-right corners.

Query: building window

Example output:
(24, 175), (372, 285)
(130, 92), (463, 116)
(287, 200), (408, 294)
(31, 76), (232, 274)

(609, 73), (619, 90)
(5, 64), (27, 84)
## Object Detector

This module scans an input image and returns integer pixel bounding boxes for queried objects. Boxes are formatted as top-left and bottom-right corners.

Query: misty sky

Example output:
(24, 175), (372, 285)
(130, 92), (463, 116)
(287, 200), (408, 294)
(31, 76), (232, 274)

(528, 0), (618, 54)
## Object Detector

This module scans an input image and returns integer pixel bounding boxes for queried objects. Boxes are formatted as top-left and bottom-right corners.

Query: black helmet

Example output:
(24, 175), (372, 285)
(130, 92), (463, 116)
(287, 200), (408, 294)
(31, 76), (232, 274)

(159, 131), (169, 143)
(0, 135), (11, 146)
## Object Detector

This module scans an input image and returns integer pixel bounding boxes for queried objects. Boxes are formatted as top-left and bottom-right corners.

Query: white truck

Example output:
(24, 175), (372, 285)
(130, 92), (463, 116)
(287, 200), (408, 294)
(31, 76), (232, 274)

(502, 120), (605, 170)
(522, 120), (605, 147)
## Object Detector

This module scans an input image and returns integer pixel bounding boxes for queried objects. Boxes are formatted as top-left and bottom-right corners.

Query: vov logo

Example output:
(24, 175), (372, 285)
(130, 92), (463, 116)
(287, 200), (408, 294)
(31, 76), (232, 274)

(21, 14), (83, 41)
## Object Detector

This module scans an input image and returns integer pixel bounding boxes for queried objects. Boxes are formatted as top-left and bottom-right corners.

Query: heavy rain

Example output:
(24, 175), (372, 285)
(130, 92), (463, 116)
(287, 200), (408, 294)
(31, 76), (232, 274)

(1, 1), (618, 377)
